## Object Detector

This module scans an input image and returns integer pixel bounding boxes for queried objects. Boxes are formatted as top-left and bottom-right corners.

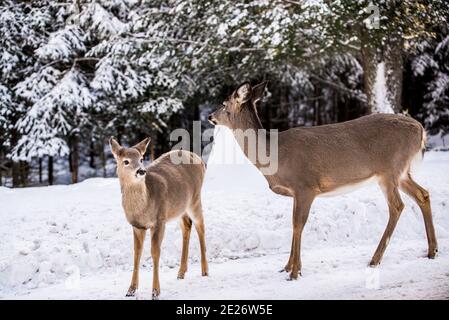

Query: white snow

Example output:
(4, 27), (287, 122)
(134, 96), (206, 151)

(1, 129), (449, 299)
(373, 62), (395, 114)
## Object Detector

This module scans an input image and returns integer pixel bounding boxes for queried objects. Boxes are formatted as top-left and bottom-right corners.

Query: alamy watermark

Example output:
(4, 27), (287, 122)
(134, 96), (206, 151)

(169, 121), (279, 175)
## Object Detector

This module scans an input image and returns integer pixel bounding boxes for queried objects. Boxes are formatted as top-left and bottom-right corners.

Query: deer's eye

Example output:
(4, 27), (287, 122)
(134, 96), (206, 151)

(140, 158), (143, 163)
(123, 160), (130, 166)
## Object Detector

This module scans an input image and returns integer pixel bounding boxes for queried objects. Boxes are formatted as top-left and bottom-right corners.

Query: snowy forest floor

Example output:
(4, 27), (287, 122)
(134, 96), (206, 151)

(1, 144), (448, 299)
(4, 239), (449, 300)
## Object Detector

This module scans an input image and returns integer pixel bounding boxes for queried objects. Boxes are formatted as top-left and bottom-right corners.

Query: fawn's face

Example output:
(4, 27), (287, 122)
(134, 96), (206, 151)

(208, 82), (267, 129)
(110, 138), (150, 183)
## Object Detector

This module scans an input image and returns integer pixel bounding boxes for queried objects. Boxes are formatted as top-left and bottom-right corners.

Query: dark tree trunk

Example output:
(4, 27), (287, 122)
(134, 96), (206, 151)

(48, 156), (54, 185)
(89, 140), (95, 169)
(100, 142), (107, 177)
(69, 150), (73, 173)
(12, 161), (20, 187)
(20, 161), (29, 187)
(361, 45), (377, 114)
(385, 34), (403, 113)
(70, 135), (79, 184)
(39, 158), (43, 184)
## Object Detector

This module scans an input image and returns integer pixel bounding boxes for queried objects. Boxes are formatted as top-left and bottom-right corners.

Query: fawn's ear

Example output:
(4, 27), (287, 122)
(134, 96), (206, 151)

(234, 82), (252, 105)
(109, 137), (121, 159)
(132, 137), (151, 156)
(252, 81), (268, 104)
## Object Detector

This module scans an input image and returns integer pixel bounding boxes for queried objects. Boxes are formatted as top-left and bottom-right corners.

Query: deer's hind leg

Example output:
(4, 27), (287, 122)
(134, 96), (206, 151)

(370, 178), (404, 266)
(399, 173), (438, 258)
(178, 214), (192, 279)
(189, 200), (209, 276)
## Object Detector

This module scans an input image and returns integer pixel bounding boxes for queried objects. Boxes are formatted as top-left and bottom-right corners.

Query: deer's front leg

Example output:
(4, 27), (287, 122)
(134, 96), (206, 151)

(150, 223), (165, 300)
(288, 191), (314, 280)
(126, 227), (146, 297)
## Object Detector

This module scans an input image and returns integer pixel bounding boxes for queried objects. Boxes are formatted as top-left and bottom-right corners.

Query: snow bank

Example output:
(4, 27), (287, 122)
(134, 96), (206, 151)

(1, 129), (448, 296)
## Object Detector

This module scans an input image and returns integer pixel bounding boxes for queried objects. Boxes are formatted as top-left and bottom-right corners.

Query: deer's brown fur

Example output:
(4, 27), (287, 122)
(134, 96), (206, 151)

(209, 82), (437, 280)
(110, 138), (208, 299)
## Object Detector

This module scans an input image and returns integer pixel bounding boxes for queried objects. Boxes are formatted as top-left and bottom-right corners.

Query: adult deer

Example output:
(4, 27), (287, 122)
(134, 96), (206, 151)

(110, 137), (208, 299)
(208, 82), (437, 280)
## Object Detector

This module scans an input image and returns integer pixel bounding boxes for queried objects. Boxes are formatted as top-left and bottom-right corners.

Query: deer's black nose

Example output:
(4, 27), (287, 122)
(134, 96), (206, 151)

(208, 114), (217, 125)
(136, 169), (146, 176)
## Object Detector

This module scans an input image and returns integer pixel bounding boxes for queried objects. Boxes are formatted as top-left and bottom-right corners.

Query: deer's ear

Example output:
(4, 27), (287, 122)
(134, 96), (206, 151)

(252, 81), (268, 104)
(109, 137), (121, 159)
(235, 82), (252, 104)
(132, 137), (151, 155)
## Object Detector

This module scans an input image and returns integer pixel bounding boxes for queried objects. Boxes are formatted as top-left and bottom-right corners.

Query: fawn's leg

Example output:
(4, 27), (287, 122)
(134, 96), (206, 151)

(370, 179), (404, 266)
(190, 200), (208, 276)
(150, 223), (165, 300)
(194, 217), (209, 276)
(399, 174), (438, 258)
(178, 215), (192, 279)
(126, 227), (146, 297)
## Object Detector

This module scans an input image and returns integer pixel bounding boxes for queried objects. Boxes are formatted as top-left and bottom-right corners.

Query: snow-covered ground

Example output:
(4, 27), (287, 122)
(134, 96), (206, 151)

(1, 128), (449, 300)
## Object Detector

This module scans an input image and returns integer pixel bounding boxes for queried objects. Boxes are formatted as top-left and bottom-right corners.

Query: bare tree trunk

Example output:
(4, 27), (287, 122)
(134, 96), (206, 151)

(20, 161), (29, 187)
(385, 34), (403, 113)
(70, 135), (79, 184)
(89, 140), (95, 169)
(39, 158), (43, 184)
(69, 150), (73, 174)
(361, 43), (377, 114)
(12, 161), (20, 187)
(100, 142), (107, 177)
(0, 151), (4, 186)
(48, 156), (54, 185)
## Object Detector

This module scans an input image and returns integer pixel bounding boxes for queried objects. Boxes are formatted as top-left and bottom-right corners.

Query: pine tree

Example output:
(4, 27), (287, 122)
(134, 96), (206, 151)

(412, 31), (449, 136)
(0, 0), (55, 186)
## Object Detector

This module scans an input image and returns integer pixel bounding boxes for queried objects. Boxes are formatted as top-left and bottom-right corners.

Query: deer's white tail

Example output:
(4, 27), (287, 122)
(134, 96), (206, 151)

(408, 126), (427, 175)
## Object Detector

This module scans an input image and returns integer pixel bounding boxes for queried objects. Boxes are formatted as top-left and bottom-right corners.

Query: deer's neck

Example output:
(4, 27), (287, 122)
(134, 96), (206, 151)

(120, 177), (150, 217)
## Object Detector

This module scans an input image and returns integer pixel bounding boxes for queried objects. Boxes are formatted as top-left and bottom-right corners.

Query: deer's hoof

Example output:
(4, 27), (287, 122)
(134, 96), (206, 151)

(177, 274), (185, 280)
(152, 289), (160, 300)
(202, 270), (209, 277)
(288, 271), (301, 281)
(126, 290), (136, 297)
(428, 248), (438, 259)
(126, 286), (137, 297)
(369, 260), (380, 268)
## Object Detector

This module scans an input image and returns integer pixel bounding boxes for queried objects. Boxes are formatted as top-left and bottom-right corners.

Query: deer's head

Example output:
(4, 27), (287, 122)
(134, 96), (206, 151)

(208, 81), (268, 129)
(109, 137), (150, 183)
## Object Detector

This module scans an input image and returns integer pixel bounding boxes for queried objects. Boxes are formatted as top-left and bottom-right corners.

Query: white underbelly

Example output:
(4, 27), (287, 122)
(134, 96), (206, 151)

(318, 176), (379, 198)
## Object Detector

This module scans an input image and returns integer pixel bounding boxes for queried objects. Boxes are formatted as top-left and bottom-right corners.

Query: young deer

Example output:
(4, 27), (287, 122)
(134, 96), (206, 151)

(110, 137), (208, 299)
(208, 82), (438, 280)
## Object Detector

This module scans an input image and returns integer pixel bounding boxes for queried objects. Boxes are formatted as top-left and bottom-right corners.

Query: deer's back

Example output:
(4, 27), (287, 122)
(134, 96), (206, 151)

(146, 150), (205, 219)
(275, 114), (424, 193)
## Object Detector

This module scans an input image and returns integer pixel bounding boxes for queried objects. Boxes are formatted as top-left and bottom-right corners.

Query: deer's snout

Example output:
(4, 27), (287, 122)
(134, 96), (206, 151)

(136, 168), (146, 177)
